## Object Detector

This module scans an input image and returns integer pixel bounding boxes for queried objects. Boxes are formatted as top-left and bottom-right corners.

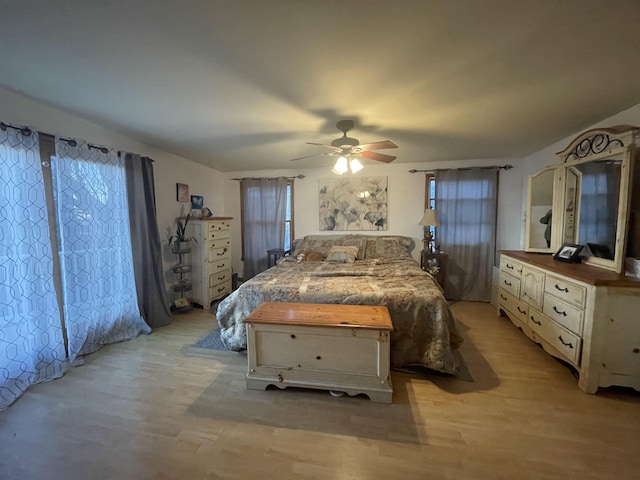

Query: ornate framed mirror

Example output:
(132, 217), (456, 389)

(554, 126), (639, 273)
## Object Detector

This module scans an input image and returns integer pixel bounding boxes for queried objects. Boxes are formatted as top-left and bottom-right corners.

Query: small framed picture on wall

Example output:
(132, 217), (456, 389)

(191, 195), (204, 210)
(176, 183), (189, 202)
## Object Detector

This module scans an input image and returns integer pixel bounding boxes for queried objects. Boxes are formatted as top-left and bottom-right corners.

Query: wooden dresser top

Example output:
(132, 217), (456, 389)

(501, 250), (640, 288)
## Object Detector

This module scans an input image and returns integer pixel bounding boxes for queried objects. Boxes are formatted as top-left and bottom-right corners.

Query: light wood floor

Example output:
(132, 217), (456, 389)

(1, 302), (638, 480)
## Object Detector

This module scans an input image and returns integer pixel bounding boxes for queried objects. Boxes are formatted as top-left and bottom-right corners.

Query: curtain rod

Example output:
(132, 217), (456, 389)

(408, 164), (513, 173)
(1, 121), (32, 136)
(2, 121), (154, 161)
(232, 174), (306, 181)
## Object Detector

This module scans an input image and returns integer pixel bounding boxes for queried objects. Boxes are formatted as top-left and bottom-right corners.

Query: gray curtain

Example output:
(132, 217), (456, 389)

(241, 177), (288, 279)
(435, 168), (498, 302)
(124, 152), (172, 328)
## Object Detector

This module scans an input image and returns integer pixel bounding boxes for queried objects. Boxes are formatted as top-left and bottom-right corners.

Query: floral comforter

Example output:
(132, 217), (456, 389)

(216, 257), (462, 374)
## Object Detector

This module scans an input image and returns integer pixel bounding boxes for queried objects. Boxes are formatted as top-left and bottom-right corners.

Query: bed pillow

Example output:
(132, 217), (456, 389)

(325, 245), (359, 263)
(337, 237), (366, 260)
(292, 238), (338, 257)
(363, 236), (413, 259)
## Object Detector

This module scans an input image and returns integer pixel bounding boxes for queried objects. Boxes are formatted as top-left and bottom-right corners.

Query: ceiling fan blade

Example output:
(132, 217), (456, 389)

(361, 151), (396, 163)
(289, 152), (333, 162)
(359, 140), (398, 151)
(307, 142), (343, 153)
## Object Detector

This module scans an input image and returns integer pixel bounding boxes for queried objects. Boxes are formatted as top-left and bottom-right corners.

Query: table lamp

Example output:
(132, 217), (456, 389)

(418, 208), (440, 253)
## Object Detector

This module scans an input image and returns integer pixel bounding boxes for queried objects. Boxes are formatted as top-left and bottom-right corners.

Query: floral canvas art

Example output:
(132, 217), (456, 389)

(318, 176), (388, 231)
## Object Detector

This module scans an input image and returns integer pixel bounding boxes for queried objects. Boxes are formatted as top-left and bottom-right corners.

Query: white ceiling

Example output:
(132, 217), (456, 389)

(1, 0), (640, 172)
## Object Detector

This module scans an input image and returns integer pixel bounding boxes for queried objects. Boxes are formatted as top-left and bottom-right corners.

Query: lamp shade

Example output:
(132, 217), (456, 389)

(331, 156), (348, 175)
(418, 208), (440, 227)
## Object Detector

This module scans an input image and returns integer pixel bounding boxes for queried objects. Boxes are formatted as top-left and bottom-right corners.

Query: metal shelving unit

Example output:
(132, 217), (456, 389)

(172, 244), (193, 311)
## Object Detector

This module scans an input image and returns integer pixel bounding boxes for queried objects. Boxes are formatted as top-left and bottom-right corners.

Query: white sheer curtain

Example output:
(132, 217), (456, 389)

(53, 139), (150, 363)
(0, 126), (66, 411)
(435, 168), (498, 302)
(241, 177), (288, 279)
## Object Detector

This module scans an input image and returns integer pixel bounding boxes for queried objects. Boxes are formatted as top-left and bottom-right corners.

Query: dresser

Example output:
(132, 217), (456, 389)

(498, 250), (640, 394)
(186, 217), (233, 308)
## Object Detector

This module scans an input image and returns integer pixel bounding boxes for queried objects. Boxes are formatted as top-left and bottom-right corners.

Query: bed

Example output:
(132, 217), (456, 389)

(216, 235), (462, 374)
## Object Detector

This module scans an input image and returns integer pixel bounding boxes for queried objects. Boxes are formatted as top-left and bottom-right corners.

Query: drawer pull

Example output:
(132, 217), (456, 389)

(554, 284), (569, 293)
(552, 306), (567, 317)
(530, 316), (542, 326)
(217, 286), (225, 292)
(506, 264), (514, 270)
(500, 294), (507, 301)
(504, 280), (512, 286)
(558, 335), (574, 349)
(517, 307), (526, 314)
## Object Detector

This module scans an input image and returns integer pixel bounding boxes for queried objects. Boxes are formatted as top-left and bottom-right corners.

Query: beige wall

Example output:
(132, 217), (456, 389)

(222, 157), (523, 278)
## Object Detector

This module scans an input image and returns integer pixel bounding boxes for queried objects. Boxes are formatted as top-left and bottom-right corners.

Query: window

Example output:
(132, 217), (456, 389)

(240, 177), (293, 278)
(284, 180), (294, 252)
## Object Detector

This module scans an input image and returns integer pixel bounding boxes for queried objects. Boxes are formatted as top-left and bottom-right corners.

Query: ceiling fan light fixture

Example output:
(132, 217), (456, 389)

(332, 156), (348, 175)
(349, 158), (363, 173)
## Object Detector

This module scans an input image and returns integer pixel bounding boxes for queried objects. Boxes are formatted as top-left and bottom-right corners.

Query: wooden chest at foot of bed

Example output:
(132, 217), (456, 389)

(243, 302), (393, 403)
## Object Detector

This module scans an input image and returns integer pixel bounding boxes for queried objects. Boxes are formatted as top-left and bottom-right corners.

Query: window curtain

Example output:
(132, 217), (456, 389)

(241, 177), (288, 279)
(0, 126), (66, 411)
(435, 168), (498, 302)
(124, 152), (172, 328)
(53, 139), (150, 363)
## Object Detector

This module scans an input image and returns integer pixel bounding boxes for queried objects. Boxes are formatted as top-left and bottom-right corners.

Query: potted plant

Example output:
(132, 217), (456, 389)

(169, 214), (197, 252)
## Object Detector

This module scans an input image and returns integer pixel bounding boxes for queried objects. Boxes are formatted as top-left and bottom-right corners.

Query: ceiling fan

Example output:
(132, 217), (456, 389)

(290, 120), (398, 174)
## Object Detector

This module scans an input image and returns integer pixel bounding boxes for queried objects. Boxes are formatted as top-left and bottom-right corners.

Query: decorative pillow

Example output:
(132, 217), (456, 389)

(325, 245), (359, 263)
(337, 237), (366, 260)
(300, 251), (327, 262)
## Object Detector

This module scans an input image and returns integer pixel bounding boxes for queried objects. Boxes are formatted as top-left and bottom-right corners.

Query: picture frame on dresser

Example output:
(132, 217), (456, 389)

(553, 243), (583, 263)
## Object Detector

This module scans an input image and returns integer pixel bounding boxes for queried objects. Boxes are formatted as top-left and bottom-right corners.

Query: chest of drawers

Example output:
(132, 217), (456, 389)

(187, 217), (234, 308)
(498, 251), (640, 394)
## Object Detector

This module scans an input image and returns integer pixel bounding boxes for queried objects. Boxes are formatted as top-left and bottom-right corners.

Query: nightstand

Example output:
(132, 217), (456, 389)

(267, 248), (287, 267)
(420, 251), (447, 287)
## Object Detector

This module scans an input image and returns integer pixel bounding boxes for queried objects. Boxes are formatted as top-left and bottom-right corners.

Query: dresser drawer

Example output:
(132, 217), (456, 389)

(499, 271), (521, 298)
(498, 289), (528, 325)
(542, 295), (583, 335)
(545, 274), (586, 309)
(209, 279), (232, 300)
(208, 258), (231, 275)
(206, 246), (230, 262)
(207, 238), (231, 251)
(206, 220), (231, 233)
(205, 228), (230, 241)
(209, 270), (231, 288)
(529, 309), (581, 365)
(500, 256), (523, 277)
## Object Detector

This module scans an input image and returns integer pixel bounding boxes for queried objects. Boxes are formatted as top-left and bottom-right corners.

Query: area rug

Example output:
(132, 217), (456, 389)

(192, 328), (231, 351)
